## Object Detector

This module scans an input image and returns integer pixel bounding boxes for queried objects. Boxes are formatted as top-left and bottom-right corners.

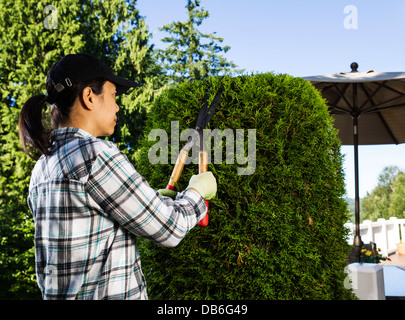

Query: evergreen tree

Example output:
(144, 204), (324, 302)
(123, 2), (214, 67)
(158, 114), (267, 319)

(0, 0), (159, 299)
(136, 74), (353, 299)
(157, 0), (240, 82)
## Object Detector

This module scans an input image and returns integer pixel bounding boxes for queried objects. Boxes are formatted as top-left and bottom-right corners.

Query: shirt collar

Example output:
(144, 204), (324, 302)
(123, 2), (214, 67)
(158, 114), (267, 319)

(51, 127), (94, 142)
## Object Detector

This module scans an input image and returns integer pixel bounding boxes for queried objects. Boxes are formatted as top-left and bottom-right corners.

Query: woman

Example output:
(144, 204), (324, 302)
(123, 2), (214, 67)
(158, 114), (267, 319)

(18, 53), (216, 300)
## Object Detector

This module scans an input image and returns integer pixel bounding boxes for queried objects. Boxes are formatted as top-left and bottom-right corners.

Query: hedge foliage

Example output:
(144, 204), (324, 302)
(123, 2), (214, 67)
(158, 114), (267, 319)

(135, 73), (355, 299)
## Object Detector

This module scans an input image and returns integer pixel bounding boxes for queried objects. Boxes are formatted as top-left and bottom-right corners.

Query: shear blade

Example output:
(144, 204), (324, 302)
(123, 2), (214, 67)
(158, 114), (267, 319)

(195, 85), (224, 130)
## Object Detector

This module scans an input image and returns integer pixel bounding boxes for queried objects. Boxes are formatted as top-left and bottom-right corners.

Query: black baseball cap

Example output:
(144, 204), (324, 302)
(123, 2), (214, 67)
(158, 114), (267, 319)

(46, 53), (139, 98)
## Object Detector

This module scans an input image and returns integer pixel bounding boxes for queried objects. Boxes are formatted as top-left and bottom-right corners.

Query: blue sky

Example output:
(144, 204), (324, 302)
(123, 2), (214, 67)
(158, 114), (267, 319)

(137, 0), (405, 198)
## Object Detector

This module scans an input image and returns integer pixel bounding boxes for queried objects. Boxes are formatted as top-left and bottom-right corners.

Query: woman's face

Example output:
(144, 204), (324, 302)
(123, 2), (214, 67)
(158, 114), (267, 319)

(92, 81), (119, 137)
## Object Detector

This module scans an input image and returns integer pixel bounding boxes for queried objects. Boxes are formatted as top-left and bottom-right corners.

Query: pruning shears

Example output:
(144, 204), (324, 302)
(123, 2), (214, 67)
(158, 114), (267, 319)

(165, 85), (224, 227)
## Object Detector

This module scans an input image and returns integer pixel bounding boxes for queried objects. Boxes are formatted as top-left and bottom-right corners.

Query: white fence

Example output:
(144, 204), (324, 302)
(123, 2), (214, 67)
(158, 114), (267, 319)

(345, 217), (405, 257)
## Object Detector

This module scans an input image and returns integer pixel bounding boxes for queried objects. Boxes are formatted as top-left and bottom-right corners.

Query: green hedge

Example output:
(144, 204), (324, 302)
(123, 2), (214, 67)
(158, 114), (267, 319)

(135, 73), (354, 299)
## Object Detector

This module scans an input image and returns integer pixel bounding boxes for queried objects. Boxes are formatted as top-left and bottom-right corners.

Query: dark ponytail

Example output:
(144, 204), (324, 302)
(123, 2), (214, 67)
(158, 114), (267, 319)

(19, 94), (51, 160)
(19, 78), (106, 160)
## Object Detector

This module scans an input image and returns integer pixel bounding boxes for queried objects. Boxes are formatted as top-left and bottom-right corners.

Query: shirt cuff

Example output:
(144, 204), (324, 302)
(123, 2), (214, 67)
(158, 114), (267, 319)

(179, 189), (208, 221)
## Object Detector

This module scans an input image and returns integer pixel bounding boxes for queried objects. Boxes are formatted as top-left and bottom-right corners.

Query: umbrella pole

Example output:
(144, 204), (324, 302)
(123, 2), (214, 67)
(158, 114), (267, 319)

(353, 117), (363, 262)
(352, 84), (363, 262)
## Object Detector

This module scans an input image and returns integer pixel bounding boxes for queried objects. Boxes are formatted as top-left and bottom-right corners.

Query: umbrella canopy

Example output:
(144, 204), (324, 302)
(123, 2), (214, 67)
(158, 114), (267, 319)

(303, 63), (405, 145)
(303, 63), (405, 262)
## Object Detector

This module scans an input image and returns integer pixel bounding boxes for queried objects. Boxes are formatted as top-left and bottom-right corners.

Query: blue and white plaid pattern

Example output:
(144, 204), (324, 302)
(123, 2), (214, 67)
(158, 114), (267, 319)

(28, 127), (207, 300)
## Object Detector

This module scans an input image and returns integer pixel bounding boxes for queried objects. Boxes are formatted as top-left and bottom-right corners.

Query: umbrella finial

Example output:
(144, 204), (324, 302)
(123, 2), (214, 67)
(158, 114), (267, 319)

(351, 62), (359, 72)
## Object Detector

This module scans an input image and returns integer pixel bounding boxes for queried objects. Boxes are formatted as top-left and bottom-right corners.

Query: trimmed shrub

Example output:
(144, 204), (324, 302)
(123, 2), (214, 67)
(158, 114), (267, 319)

(135, 73), (354, 299)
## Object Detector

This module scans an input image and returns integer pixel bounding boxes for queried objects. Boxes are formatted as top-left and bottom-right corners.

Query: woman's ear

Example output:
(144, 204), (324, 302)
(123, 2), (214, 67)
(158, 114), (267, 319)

(81, 87), (95, 110)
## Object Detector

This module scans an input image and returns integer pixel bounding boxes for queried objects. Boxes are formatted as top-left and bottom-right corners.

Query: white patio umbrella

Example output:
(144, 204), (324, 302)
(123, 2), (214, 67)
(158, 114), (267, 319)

(303, 63), (405, 262)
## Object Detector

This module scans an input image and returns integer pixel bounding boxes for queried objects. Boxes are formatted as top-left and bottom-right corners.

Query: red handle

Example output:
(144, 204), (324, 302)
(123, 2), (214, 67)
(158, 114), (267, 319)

(197, 149), (209, 228)
(198, 201), (209, 227)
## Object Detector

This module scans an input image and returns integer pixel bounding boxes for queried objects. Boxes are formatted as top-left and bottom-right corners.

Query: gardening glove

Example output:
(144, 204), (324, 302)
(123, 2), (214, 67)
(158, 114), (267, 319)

(157, 189), (178, 199)
(186, 171), (217, 200)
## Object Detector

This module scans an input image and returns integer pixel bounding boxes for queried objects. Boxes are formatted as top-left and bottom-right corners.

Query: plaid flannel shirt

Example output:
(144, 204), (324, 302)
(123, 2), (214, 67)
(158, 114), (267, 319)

(28, 127), (207, 300)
